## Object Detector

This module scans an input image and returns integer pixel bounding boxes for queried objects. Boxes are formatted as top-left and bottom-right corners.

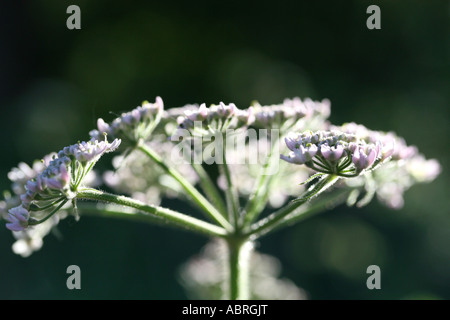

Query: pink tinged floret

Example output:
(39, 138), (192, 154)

(20, 191), (35, 207)
(108, 139), (121, 152)
(185, 104), (208, 121)
(306, 145), (318, 160)
(353, 146), (378, 170)
(97, 118), (110, 133)
(131, 109), (141, 122)
(45, 177), (64, 190)
(366, 147), (377, 167)
(218, 102), (237, 117)
(320, 145), (331, 159)
(36, 175), (45, 191)
(6, 206), (30, 231)
(284, 134), (299, 151)
(292, 148), (307, 164)
(59, 164), (70, 185)
(26, 180), (39, 193)
(352, 148), (363, 168)
(280, 152), (303, 164)
(287, 144), (317, 164)
(155, 96), (164, 110)
(331, 145), (345, 160)
(246, 107), (255, 125)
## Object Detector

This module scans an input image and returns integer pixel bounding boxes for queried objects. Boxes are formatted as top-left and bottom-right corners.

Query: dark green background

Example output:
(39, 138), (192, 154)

(0, 0), (448, 299)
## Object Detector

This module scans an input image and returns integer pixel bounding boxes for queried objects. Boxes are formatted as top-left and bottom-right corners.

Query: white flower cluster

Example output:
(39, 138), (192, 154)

(252, 97), (331, 130)
(281, 130), (390, 177)
(90, 97), (164, 144)
(176, 102), (255, 138)
(0, 155), (67, 257)
(5, 138), (120, 232)
(333, 123), (441, 209)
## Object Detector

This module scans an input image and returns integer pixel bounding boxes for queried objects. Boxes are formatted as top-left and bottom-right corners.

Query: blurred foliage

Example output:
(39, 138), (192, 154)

(0, 0), (449, 299)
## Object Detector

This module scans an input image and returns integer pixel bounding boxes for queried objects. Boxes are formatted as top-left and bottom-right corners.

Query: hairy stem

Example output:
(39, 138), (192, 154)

(246, 174), (339, 238)
(261, 188), (350, 236)
(226, 237), (252, 300)
(77, 188), (227, 238)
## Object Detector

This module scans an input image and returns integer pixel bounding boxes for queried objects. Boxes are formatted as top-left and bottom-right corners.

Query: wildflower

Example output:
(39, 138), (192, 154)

(5, 137), (120, 232)
(251, 97), (330, 131)
(11, 214), (62, 257)
(90, 97), (164, 145)
(0, 154), (57, 228)
(6, 206), (29, 231)
(281, 130), (386, 177)
(373, 154), (440, 209)
(328, 123), (441, 209)
(175, 102), (255, 138)
(1, 150), (99, 256)
(333, 122), (414, 161)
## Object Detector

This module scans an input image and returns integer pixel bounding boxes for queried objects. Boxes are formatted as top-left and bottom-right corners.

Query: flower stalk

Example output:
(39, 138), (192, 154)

(137, 141), (232, 232)
(76, 188), (227, 238)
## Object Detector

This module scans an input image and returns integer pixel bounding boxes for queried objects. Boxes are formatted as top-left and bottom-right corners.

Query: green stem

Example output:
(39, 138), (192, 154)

(262, 188), (350, 236)
(77, 188), (227, 238)
(246, 174), (340, 239)
(191, 162), (227, 217)
(220, 146), (239, 229)
(242, 140), (279, 226)
(29, 199), (69, 226)
(226, 237), (252, 300)
(137, 142), (232, 232)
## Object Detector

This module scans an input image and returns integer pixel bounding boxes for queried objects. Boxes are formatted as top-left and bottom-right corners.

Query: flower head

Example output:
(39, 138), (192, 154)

(90, 97), (163, 145)
(333, 122), (416, 161)
(252, 97), (330, 131)
(175, 102), (254, 138)
(329, 123), (441, 209)
(3, 137), (120, 233)
(281, 130), (385, 177)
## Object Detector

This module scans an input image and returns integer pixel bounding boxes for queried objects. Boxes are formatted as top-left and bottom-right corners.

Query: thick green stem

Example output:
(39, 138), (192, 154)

(137, 142), (232, 232)
(246, 174), (340, 239)
(77, 188), (227, 238)
(226, 237), (252, 300)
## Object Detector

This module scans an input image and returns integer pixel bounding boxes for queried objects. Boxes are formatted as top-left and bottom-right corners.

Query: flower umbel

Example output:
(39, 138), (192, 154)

(175, 102), (255, 138)
(251, 97), (330, 131)
(90, 97), (163, 145)
(6, 137), (121, 231)
(281, 130), (385, 177)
